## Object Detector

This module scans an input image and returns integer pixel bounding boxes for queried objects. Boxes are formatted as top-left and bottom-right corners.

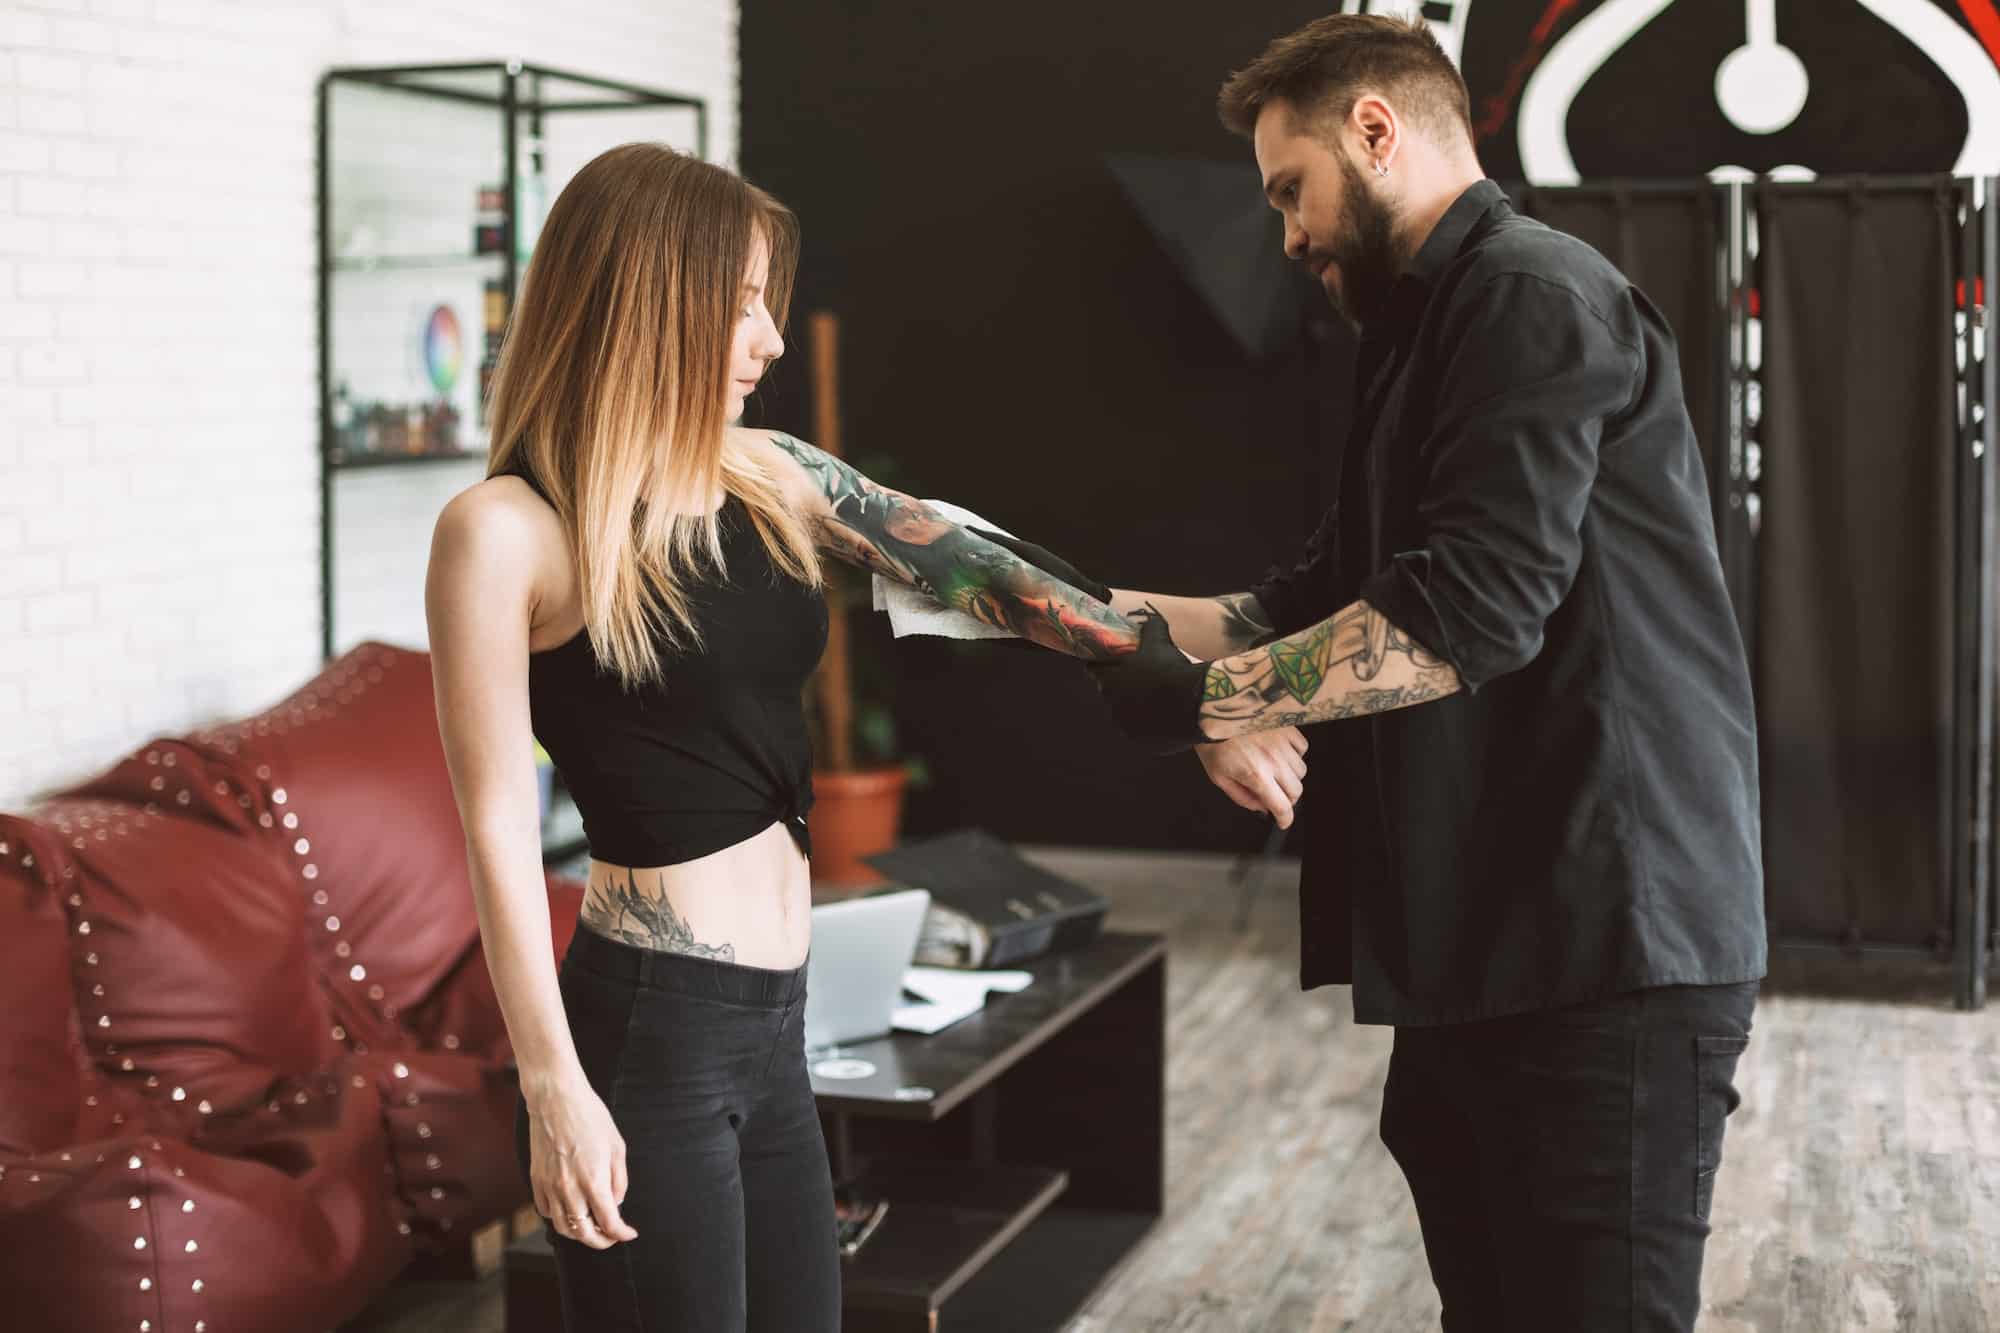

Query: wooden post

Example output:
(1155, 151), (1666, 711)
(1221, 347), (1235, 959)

(809, 311), (854, 773)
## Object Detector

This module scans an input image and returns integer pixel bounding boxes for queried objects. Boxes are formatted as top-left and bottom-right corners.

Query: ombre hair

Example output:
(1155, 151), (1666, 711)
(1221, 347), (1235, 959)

(486, 143), (822, 689)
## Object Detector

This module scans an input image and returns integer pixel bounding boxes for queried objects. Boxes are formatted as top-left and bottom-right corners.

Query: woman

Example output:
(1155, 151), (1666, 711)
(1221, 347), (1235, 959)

(423, 143), (1161, 1331)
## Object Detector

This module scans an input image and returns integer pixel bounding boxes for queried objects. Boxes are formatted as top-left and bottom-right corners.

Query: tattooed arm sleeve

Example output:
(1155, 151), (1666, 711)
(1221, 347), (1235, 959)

(1196, 598), (1463, 739)
(763, 431), (1140, 662)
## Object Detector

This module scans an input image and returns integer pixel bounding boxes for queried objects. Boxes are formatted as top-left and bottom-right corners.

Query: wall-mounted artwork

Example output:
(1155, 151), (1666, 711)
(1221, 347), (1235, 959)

(1343, 0), (2000, 181)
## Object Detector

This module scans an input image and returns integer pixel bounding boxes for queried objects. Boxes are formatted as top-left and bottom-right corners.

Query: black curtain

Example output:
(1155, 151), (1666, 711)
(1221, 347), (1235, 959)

(1755, 181), (1959, 949)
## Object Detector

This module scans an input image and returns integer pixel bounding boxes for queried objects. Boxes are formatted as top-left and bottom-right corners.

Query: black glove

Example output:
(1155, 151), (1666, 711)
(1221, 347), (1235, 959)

(1085, 608), (1212, 755)
(967, 526), (1114, 605)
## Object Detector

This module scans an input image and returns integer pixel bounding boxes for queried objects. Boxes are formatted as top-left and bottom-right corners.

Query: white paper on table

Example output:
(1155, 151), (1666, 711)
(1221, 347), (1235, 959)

(890, 965), (1034, 1036)
(870, 499), (1020, 641)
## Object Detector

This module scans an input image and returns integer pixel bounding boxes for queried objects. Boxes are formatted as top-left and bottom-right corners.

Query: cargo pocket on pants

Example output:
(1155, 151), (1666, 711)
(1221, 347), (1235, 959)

(1694, 1034), (1750, 1222)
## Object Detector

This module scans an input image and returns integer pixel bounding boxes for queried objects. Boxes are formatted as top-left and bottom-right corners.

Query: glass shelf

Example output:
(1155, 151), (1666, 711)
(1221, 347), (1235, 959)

(331, 62), (708, 115)
(331, 252), (510, 272)
(329, 447), (489, 470)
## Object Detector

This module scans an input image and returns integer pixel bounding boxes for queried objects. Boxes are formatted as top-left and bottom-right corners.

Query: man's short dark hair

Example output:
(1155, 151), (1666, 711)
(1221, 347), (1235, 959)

(1217, 14), (1473, 149)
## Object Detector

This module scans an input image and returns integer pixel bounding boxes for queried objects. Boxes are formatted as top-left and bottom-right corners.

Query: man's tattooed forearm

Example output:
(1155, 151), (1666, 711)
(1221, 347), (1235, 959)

(769, 432), (1138, 660)
(1200, 600), (1460, 732)
(581, 869), (736, 960)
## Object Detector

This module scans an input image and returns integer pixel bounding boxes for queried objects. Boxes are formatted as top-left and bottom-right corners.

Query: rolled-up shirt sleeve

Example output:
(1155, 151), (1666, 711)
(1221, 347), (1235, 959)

(1358, 272), (1639, 692)
(1247, 505), (1347, 639)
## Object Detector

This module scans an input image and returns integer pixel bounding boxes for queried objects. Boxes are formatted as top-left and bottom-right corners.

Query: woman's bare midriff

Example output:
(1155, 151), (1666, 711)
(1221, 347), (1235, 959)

(575, 818), (814, 970)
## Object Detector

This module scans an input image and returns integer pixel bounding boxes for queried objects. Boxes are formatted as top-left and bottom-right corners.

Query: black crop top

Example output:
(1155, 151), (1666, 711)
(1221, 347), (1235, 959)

(506, 464), (828, 867)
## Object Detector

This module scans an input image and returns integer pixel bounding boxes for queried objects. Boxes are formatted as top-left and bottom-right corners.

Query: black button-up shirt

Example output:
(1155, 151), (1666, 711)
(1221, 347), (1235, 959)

(1250, 180), (1766, 1026)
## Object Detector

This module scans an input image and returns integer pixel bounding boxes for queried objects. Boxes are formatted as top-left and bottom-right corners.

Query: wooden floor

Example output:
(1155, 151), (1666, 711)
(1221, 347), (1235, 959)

(345, 847), (2000, 1333)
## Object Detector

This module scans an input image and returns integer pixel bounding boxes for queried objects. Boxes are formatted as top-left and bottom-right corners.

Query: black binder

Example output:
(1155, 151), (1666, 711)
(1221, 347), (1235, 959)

(862, 828), (1109, 968)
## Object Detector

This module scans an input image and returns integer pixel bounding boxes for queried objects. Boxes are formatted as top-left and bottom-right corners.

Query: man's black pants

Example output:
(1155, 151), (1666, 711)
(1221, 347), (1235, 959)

(1381, 981), (1759, 1331)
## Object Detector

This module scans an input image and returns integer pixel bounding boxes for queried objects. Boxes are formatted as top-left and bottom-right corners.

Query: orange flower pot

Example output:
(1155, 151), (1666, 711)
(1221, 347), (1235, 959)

(807, 765), (909, 893)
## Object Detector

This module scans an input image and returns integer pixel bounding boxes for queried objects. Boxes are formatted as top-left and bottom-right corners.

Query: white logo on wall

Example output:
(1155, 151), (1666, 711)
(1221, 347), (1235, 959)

(1342, 0), (2000, 183)
(1342, 0), (1475, 67)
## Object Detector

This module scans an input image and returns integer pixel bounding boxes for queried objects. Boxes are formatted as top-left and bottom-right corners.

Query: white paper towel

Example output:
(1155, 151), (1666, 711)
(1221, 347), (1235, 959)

(869, 499), (1021, 641)
(891, 965), (1033, 1035)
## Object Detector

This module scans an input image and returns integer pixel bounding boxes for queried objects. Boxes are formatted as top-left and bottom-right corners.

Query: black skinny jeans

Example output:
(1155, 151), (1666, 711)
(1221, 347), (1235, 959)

(513, 920), (840, 1332)
(1380, 981), (1758, 1331)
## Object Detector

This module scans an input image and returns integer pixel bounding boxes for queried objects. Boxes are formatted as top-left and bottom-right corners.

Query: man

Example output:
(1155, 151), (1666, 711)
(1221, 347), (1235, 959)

(1072, 14), (1767, 1331)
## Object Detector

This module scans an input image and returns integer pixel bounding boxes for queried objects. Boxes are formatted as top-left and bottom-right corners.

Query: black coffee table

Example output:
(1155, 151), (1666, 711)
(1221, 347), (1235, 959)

(504, 930), (1166, 1333)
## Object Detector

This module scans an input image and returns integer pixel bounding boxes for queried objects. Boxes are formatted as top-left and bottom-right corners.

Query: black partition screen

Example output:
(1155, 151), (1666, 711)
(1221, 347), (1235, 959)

(1754, 182), (1962, 955)
(1514, 175), (1995, 1007)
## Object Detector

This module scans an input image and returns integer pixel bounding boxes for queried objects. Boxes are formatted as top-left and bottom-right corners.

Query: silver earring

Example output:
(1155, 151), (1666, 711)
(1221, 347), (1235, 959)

(1375, 160), (1390, 178)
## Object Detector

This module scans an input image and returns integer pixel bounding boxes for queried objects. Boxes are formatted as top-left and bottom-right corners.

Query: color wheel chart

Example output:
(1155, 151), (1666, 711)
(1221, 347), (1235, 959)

(423, 304), (462, 396)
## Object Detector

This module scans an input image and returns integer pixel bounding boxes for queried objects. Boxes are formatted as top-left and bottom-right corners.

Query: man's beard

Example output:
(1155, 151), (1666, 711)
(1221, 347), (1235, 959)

(1321, 153), (1403, 332)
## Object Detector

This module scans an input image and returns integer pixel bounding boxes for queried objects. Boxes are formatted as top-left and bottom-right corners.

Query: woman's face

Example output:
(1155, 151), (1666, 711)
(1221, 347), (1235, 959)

(728, 231), (784, 419)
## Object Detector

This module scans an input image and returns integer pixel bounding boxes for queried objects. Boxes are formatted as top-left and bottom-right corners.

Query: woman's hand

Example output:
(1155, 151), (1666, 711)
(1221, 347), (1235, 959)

(525, 1073), (639, 1249)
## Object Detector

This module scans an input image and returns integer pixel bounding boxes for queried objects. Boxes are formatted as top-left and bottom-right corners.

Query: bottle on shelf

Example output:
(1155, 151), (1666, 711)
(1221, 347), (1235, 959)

(331, 379), (361, 457)
(479, 275), (508, 431)
(375, 403), (405, 455)
(483, 277), (507, 338)
(425, 399), (462, 456)
(473, 184), (506, 256)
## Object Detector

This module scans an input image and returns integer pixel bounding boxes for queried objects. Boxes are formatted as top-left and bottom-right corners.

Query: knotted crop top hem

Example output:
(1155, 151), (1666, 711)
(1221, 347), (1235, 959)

(574, 812), (813, 871)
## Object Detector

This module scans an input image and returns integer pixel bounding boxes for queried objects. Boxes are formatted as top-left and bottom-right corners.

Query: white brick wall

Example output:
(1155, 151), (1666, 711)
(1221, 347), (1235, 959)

(0, 0), (740, 808)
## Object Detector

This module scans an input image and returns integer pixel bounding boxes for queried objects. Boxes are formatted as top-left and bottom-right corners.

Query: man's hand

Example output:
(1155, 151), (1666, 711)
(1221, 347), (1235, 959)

(1197, 727), (1308, 828)
(965, 526), (1113, 605)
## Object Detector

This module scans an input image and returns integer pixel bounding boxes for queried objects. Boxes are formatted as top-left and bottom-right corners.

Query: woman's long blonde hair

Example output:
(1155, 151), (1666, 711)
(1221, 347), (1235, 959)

(486, 143), (823, 689)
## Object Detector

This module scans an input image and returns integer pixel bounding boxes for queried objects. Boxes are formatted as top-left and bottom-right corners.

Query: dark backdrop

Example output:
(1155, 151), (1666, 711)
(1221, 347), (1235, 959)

(740, 5), (1355, 852)
(738, 1), (2000, 856)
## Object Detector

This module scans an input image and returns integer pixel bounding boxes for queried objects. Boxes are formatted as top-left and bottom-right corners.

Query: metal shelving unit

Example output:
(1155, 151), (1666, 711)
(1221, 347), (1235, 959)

(315, 60), (708, 660)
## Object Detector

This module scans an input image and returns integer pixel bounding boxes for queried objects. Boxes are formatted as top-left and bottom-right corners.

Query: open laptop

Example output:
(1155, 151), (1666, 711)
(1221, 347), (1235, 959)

(804, 888), (932, 1051)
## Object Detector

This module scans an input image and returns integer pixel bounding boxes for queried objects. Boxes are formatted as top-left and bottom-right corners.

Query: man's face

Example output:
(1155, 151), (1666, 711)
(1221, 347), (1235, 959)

(1253, 100), (1403, 331)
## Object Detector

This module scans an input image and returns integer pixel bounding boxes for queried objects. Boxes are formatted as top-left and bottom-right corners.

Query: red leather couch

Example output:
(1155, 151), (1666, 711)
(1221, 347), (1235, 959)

(0, 642), (585, 1333)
